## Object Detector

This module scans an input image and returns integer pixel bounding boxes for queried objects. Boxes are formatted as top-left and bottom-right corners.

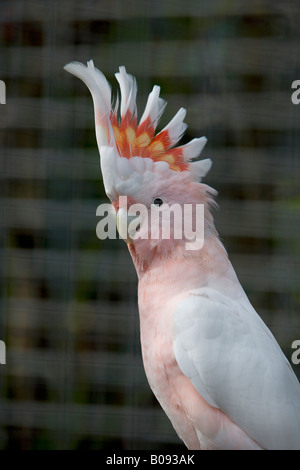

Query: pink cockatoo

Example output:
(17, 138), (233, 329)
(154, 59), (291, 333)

(64, 61), (300, 450)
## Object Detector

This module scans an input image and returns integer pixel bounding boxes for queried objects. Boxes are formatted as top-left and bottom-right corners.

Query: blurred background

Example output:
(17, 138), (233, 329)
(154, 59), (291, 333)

(0, 0), (300, 450)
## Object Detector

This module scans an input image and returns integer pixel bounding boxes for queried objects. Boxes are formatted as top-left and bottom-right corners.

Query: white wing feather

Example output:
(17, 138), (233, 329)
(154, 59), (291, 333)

(173, 287), (300, 450)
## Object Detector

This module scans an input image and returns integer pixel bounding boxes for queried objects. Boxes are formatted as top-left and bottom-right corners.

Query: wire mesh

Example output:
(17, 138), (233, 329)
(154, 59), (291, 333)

(0, 0), (300, 450)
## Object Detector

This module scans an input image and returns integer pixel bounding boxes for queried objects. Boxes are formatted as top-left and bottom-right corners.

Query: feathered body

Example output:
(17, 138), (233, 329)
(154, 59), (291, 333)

(65, 61), (300, 450)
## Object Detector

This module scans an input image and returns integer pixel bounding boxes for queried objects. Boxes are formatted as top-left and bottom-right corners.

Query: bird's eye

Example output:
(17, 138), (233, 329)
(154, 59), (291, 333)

(152, 197), (164, 207)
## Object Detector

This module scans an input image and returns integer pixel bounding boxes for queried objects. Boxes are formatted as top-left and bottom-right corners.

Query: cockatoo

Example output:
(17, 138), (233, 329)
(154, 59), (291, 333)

(64, 61), (300, 450)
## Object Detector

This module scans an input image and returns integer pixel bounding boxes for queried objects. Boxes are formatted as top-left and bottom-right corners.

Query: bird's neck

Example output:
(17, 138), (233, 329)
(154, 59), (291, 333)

(128, 232), (242, 301)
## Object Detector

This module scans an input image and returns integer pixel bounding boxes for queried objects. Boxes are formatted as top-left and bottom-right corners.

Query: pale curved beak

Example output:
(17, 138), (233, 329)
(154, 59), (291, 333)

(116, 208), (141, 243)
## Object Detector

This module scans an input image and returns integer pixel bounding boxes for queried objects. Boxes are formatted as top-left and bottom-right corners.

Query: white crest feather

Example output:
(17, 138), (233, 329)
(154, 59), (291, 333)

(64, 60), (111, 115)
(160, 107), (187, 147)
(64, 60), (114, 149)
(139, 85), (167, 130)
(181, 137), (208, 161)
(115, 66), (137, 118)
(189, 159), (212, 179)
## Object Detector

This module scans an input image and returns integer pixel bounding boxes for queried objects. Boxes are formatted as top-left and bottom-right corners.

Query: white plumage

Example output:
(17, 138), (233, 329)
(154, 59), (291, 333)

(174, 287), (300, 449)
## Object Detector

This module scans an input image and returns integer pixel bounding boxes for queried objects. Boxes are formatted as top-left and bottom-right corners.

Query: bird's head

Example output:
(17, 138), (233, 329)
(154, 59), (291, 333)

(64, 62), (217, 268)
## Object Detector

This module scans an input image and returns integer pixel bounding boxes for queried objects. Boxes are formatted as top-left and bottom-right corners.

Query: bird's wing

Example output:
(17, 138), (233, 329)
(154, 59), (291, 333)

(173, 287), (300, 450)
